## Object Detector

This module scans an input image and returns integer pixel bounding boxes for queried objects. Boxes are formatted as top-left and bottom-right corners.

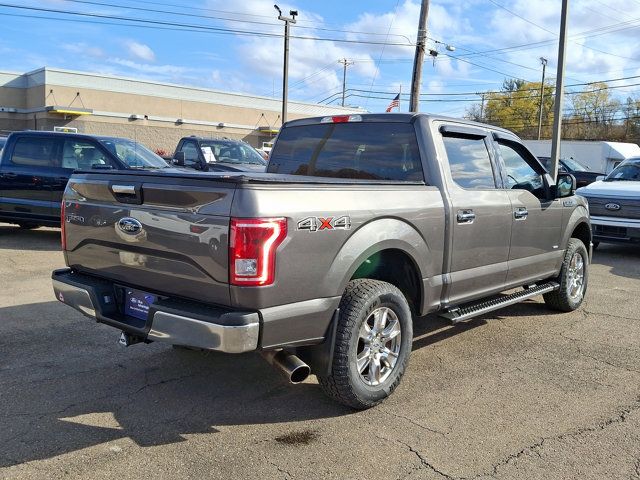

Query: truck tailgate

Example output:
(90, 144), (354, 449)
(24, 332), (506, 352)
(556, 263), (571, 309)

(63, 173), (235, 305)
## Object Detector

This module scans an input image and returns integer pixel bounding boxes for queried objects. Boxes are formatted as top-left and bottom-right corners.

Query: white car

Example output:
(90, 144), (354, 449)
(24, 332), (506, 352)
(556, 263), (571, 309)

(576, 157), (640, 247)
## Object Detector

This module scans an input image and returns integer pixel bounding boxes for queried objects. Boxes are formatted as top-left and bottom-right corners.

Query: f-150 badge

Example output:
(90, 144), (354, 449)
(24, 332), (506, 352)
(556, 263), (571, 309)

(297, 216), (351, 232)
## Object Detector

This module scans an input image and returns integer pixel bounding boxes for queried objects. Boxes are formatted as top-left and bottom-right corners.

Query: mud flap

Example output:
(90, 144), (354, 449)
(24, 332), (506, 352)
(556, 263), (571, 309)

(295, 309), (339, 377)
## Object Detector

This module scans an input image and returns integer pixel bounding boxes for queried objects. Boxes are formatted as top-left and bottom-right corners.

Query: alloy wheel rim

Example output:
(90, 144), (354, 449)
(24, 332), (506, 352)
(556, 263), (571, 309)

(356, 307), (402, 386)
(567, 251), (585, 301)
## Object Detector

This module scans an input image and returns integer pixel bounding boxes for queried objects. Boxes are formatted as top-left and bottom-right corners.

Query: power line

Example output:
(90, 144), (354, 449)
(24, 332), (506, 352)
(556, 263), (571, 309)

(0, 3), (416, 46)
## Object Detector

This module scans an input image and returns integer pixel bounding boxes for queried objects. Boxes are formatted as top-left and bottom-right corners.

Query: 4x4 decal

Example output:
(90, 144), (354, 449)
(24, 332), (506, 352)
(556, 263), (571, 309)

(297, 216), (351, 232)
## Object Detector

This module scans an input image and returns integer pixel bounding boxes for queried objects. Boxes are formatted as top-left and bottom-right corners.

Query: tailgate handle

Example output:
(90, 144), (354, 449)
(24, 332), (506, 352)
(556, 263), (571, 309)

(112, 184), (137, 195)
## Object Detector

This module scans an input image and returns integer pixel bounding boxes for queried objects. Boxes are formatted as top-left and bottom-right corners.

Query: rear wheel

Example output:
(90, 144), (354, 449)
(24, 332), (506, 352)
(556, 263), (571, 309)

(317, 279), (413, 409)
(544, 238), (588, 312)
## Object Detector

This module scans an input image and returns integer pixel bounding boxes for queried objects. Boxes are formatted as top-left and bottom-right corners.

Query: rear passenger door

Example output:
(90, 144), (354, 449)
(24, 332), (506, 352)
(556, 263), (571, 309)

(0, 135), (61, 221)
(438, 126), (513, 305)
(492, 136), (564, 285)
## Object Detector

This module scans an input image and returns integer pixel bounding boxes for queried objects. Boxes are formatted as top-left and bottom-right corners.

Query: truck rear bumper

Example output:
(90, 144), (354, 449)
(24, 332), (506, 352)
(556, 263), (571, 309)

(52, 269), (259, 353)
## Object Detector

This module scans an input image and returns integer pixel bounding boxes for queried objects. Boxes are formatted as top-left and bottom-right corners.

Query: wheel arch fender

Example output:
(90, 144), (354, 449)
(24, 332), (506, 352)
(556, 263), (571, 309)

(323, 217), (430, 297)
(561, 206), (591, 251)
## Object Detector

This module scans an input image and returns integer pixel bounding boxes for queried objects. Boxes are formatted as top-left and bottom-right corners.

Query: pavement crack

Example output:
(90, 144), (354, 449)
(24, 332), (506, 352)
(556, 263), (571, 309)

(386, 436), (455, 480)
(464, 396), (640, 479)
(575, 347), (640, 375)
(381, 409), (448, 437)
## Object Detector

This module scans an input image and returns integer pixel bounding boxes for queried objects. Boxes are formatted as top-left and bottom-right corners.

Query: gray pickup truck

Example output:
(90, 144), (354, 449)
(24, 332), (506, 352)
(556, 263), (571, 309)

(52, 113), (591, 409)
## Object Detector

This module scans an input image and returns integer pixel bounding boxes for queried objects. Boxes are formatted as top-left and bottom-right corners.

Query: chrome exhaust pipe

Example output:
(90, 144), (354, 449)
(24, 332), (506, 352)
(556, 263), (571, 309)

(262, 350), (311, 384)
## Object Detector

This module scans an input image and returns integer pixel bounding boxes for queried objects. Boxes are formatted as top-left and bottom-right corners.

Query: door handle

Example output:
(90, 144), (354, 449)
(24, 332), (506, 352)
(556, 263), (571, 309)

(514, 208), (528, 220)
(457, 209), (476, 224)
(2, 172), (17, 179)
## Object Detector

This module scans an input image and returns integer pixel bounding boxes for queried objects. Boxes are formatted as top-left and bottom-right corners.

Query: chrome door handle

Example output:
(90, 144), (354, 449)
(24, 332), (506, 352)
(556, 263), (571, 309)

(457, 209), (476, 224)
(514, 208), (528, 220)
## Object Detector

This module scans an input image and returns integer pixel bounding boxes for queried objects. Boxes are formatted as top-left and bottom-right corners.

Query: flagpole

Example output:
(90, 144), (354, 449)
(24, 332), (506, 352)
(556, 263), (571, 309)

(399, 85), (402, 112)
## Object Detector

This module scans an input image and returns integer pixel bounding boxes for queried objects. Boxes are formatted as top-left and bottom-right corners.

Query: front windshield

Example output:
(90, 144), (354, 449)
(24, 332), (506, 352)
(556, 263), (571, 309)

(99, 138), (168, 169)
(605, 159), (640, 181)
(562, 157), (589, 172)
(200, 140), (266, 166)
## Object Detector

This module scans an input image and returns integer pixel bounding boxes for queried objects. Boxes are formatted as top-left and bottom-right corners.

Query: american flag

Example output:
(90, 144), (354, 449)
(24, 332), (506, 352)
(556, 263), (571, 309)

(386, 93), (400, 112)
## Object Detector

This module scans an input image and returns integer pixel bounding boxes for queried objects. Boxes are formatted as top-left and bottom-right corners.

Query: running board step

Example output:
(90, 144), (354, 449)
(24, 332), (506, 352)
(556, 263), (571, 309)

(440, 282), (560, 324)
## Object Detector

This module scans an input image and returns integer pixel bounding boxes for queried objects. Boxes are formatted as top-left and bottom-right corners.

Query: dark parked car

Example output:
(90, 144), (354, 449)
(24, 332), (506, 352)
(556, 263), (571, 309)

(172, 136), (267, 172)
(0, 131), (169, 228)
(538, 156), (604, 188)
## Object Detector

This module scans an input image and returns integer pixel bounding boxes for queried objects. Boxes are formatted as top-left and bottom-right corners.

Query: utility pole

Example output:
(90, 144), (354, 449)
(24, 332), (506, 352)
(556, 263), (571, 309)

(339, 58), (354, 107)
(275, 5), (297, 126)
(477, 92), (486, 120)
(537, 57), (548, 140)
(409, 0), (430, 112)
(549, 0), (569, 181)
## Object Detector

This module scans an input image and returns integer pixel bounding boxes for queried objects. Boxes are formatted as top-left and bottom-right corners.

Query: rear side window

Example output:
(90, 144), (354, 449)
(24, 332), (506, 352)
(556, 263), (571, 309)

(442, 136), (496, 189)
(267, 122), (423, 181)
(10, 137), (58, 167)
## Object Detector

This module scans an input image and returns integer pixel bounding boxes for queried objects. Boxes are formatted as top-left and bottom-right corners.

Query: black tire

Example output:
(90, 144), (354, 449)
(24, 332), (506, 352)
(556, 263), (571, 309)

(317, 279), (413, 410)
(543, 238), (589, 312)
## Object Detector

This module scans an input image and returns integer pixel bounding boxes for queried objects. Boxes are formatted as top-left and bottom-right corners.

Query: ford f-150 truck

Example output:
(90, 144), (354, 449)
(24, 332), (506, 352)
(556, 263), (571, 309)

(52, 114), (591, 409)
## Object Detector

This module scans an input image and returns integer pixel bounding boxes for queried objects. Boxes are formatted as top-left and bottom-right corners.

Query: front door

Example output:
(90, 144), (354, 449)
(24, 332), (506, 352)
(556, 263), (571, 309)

(495, 139), (564, 286)
(439, 129), (513, 305)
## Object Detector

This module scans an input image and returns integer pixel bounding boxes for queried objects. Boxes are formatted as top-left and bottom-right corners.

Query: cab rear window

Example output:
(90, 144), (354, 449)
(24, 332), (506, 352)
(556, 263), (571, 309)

(267, 122), (424, 181)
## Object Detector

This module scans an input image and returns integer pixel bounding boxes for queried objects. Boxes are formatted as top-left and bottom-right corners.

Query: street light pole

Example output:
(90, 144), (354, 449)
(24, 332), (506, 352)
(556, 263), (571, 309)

(339, 58), (354, 107)
(409, 0), (430, 112)
(537, 57), (548, 140)
(275, 5), (297, 126)
(550, 0), (569, 181)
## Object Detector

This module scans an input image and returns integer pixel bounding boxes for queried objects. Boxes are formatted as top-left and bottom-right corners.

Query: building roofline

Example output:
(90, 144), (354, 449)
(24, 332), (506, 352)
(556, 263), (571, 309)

(1, 66), (363, 112)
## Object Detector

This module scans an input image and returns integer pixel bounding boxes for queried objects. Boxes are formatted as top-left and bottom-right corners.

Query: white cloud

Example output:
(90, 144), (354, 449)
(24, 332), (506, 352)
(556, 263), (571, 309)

(62, 43), (104, 59)
(125, 41), (155, 62)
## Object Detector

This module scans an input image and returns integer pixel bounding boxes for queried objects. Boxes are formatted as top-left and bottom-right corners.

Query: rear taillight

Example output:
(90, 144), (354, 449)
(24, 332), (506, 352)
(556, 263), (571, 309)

(229, 217), (287, 286)
(60, 201), (66, 251)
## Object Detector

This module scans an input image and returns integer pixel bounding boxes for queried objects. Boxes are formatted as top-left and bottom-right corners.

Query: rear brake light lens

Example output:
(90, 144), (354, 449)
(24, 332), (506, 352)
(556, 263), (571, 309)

(230, 217), (287, 286)
(320, 114), (362, 124)
(61, 201), (66, 251)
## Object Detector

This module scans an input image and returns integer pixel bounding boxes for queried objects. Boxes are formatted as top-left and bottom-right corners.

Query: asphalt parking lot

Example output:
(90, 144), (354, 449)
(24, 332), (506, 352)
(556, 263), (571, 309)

(1, 224), (639, 480)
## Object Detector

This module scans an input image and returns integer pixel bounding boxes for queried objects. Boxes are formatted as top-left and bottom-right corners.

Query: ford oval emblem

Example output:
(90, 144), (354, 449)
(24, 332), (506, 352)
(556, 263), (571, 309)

(604, 203), (621, 211)
(117, 217), (143, 235)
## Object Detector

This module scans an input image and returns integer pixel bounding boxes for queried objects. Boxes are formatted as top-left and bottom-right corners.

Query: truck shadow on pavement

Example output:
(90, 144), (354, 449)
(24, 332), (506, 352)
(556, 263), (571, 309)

(0, 302), (352, 468)
(0, 225), (61, 252)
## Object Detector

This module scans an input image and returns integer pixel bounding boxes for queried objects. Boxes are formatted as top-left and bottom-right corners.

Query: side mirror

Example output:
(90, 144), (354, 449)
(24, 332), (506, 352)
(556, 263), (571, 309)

(596, 175), (606, 181)
(556, 173), (576, 198)
(172, 151), (186, 166)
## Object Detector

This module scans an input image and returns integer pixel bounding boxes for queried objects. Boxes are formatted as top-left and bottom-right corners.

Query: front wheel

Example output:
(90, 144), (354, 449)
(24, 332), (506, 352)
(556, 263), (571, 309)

(544, 238), (589, 312)
(317, 279), (413, 410)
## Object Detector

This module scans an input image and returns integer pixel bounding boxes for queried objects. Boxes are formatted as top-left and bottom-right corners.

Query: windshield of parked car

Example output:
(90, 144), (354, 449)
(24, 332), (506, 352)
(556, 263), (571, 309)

(562, 157), (590, 172)
(98, 138), (168, 169)
(199, 140), (266, 165)
(605, 158), (640, 181)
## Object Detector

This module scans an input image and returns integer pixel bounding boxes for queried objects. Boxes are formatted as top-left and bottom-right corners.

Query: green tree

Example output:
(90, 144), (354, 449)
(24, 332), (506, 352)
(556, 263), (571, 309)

(465, 79), (554, 138)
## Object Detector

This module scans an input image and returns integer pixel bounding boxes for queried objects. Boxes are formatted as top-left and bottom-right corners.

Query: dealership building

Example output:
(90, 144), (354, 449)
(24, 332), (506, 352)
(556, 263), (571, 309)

(0, 67), (362, 153)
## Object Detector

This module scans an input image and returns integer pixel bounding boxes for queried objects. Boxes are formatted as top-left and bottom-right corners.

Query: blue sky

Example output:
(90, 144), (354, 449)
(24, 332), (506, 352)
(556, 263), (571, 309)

(2, 0), (640, 115)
